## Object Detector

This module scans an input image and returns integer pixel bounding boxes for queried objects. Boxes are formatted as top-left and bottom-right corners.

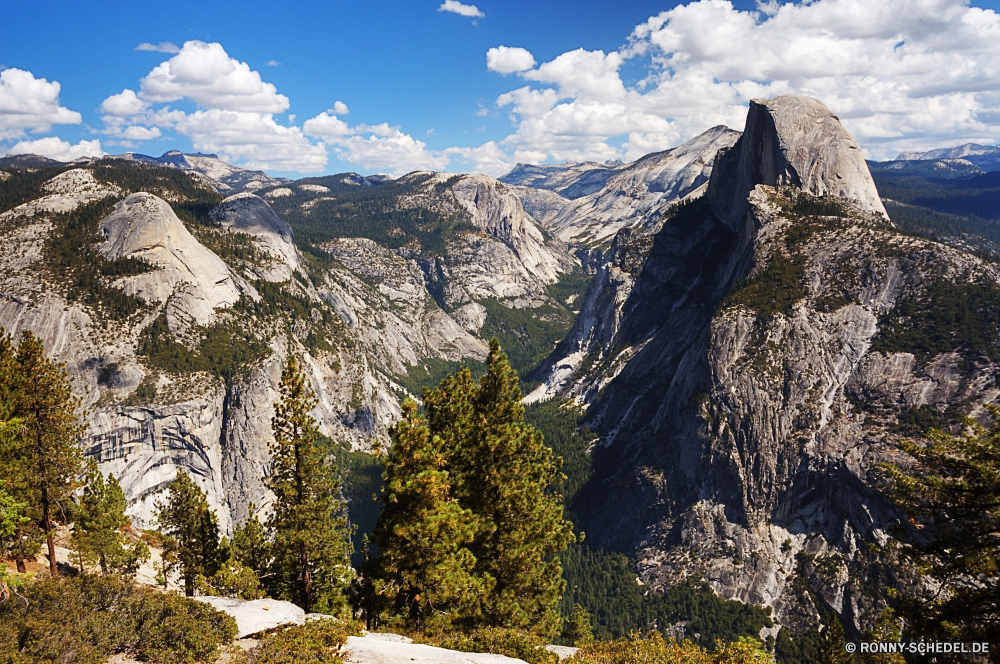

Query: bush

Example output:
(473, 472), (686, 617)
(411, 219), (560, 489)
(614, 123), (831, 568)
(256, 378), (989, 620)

(0, 575), (237, 664)
(439, 627), (558, 664)
(571, 632), (772, 664)
(230, 618), (362, 664)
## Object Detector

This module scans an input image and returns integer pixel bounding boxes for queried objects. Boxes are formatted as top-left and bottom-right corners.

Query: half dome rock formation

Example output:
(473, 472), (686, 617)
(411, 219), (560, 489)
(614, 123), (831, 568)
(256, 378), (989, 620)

(96, 192), (243, 330)
(528, 94), (983, 634)
(708, 94), (887, 229)
(209, 192), (302, 282)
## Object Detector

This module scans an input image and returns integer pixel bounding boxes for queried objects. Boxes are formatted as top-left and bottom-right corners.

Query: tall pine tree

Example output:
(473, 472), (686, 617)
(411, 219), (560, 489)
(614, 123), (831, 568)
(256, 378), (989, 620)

(155, 470), (221, 596)
(374, 339), (576, 636)
(11, 331), (86, 576)
(268, 354), (353, 614)
(365, 399), (488, 631)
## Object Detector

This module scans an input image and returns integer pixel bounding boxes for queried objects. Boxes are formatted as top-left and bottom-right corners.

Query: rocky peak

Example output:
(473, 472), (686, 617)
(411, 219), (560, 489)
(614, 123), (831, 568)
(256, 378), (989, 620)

(97, 192), (243, 331)
(210, 192), (301, 282)
(544, 126), (742, 247)
(708, 94), (886, 228)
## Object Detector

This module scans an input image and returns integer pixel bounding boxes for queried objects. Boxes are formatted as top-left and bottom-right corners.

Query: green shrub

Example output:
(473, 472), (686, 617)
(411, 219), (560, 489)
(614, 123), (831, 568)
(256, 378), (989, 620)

(439, 627), (558, 664)
(571, 632), (772, 664)
(0, 575), (236, 664)
(230, 618), (362, 664)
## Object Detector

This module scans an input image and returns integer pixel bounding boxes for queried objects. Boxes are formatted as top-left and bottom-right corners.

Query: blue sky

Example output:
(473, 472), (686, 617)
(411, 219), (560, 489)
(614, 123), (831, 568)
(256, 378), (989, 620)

(3, 0), (1000, 177)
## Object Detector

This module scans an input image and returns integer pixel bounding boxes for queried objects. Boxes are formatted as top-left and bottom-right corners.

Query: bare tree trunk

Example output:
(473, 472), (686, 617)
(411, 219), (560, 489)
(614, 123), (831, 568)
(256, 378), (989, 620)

(301, 544), (311, 613)
(41, 485), (57, 576)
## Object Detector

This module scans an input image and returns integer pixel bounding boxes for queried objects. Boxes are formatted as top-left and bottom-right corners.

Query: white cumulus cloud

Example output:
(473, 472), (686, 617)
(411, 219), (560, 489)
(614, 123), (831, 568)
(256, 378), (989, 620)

(158, 109), (327, 172)
(0, 68), (82, 140)
(139, 41), (289, 113)
(489, 0), (1000, 161)
(136, 42), (180, 53)
(8, 137), (104, 161)
(486, 46), (536, 75)
(100, 89), (149, 116)
(438, 0), (484, 18)
(303, 111), (352, 139)
(445, 141), (511, 176)
(331, 101), (349, 115)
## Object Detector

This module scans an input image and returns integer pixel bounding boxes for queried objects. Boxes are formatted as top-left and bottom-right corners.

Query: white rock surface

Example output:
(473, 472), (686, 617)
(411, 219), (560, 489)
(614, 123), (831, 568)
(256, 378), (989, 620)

(544, 645), (578, 660)
(499, 160), (625, 199)
(194, 596), (305, 638)
(96, 192), (243, 330)
(708, 94), (887, 228)
(0, 168), (118, 222)
(546, 126), (741, 246)
(343, 636), (528, 664)
(210, 192), (302, 282)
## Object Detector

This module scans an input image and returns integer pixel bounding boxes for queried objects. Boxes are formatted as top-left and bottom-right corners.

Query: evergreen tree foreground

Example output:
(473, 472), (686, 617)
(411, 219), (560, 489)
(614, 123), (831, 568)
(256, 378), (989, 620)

(363, 339), (575, 637)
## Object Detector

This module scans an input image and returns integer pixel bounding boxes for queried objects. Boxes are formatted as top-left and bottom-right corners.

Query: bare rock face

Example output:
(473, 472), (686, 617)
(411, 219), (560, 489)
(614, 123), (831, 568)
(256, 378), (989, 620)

(708, 95), (887, 229)
(499, 160), (625, 199)
(209, 192), (302, 282)
(194, 596), (305, 638)
(547, 126), (741, 247)
(97, 192), (243, 330)
(344, 635), (529, 664)
(530, 95), (985, 635)
(0, 168), (118, 222)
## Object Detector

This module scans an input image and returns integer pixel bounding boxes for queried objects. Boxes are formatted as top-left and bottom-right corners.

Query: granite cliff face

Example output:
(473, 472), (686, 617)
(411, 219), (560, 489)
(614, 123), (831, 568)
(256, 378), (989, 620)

(0, 159), (575, 534)
(530, 94), (999, 634)
(544, 127), (741, 247)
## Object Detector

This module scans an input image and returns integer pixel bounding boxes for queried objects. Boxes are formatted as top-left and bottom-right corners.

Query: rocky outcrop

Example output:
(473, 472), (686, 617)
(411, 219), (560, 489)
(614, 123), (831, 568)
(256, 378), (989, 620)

(546, 126), (741, 247)
(530, 94), (988, 635)
(708, 95), (886, 229)
(0, 165), (492, 535)
(194, 597), (305, 638)
(97, 192), (244, 331)
(344, 636), (529, 664)
(110, 150), (288, 193)
(0, 168), (119, 222)
(499, 160), (625, 199)
(209, 192), (301, 282)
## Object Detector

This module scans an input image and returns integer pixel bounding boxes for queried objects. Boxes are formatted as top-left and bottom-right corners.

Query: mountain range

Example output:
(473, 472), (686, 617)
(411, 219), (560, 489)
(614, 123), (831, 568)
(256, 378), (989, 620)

(3, 99), (1000, 649)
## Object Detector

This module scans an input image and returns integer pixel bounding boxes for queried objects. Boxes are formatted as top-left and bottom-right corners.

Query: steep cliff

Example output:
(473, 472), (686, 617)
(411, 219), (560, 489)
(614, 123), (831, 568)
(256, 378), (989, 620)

(0, 157), (582, 534)
(545, 127), (741, 247)
(530, 94), (997, 635)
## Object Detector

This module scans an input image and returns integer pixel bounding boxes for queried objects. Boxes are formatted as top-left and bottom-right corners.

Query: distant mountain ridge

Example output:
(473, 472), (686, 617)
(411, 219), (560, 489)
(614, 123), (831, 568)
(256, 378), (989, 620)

(893, 142), (1000, 172)
(500, 160), (627, 199)
(109, 150), (290, 193)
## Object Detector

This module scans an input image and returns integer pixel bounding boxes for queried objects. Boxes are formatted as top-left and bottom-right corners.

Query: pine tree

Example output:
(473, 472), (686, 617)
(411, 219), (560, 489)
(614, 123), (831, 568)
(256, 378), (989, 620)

(268, 354), (353, 614)
(154, 470), (221, 596)
(71, 461), (149, 576)
(416, 339), (576, 636)
(563, 603), (594, 646)
(815, 615), (853, 664)
(0, 333), (38, 576)
(11, 330), (86, 576)
(884, 407), (1000, 646)
(231, 503), (272, 581)
(366, 399), (488, 631)
(858, 609), (904, 664)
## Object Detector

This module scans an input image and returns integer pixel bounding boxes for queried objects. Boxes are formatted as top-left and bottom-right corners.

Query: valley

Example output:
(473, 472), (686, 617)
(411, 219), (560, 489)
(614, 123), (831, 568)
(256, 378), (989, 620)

(3, 94), (1000, 661)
